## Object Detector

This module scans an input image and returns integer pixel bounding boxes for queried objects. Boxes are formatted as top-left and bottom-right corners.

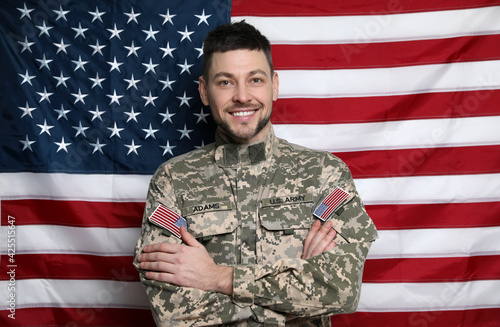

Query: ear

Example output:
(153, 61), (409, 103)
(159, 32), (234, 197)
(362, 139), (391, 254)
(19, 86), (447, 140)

(198, 76), (210, 106)
(272, 72), (279, 101)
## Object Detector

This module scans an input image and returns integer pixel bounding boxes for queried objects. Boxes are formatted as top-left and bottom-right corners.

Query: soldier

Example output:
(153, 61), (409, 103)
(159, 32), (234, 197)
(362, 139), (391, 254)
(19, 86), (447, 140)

(134, 21), (378, 326)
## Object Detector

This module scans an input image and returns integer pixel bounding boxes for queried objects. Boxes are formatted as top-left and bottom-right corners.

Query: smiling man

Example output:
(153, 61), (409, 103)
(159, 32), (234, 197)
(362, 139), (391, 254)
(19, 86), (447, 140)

(134, 21), (378, 327)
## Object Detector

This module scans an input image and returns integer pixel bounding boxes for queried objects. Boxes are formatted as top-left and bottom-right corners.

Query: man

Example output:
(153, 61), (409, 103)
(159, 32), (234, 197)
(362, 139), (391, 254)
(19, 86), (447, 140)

(134, 21), (378, 326)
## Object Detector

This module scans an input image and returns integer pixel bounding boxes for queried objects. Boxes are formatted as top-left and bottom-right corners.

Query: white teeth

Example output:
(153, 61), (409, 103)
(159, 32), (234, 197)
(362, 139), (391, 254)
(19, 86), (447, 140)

(232, 111), (253, 117)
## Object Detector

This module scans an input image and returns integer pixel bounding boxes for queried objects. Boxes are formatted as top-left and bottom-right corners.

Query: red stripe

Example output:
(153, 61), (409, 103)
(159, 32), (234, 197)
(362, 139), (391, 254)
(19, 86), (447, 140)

(363, 255), (500, 283)
(0, 199), (144, 227)
(0, 307), (155, 327)
(232, 0), (500, 16)
(0, 254), (138, 281)
(366, 202), (500, 230)
(330, 308), (500, 327)
(272, 35), (500, 69)
(335, 145), (500, 179)
(271, 90), (500, 125)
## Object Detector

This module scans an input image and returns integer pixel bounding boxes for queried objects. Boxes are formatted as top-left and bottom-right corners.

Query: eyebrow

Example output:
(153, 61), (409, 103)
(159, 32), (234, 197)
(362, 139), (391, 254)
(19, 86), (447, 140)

(212, 69), (269, 80)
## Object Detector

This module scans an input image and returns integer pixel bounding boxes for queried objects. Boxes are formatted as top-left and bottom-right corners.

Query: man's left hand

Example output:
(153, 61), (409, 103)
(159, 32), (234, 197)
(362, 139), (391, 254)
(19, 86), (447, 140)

(138, 226), (233, 295)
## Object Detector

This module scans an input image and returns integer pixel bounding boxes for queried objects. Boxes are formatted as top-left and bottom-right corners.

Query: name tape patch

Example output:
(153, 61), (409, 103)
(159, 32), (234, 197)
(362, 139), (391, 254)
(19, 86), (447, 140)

(148, 204), (187, 238)
(313, 187), (349, 221)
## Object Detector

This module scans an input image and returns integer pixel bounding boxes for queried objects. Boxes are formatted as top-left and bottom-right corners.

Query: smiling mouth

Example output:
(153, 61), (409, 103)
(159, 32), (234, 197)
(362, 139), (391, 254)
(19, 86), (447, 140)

(231, 110), (255, 117)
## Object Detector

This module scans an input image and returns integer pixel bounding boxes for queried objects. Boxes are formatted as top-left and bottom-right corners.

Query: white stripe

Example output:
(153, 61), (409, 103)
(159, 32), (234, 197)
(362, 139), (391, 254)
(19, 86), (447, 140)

(2, 172), (500, 205)
(0, 279), (149, 310)
(358, 280), (500, 312)
(368, 227), (500, 259)
(0, 172), (150, 201)
(356, 173), (500, 205)
(277, 60), (500, 98)
(234, 6), (500, 44)
(274, 116), (500, 152)
(0, 225), (140, 256)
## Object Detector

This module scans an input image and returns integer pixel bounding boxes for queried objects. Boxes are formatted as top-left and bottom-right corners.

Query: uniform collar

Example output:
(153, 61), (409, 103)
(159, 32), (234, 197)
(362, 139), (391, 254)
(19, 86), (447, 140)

(214, 126), (277, 168)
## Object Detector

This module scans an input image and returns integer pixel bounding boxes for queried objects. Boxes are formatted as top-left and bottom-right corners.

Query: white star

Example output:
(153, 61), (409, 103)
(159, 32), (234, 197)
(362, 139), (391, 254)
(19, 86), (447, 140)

(108, 122), (124, 138)
(124, 74), (141, 90)
(20, 135), (36, 151)
(160, 75), (176, 91)
(107, 24), (124, 40)
(124, 107), (141, 123)
(177, 59), (194, 75)
(72, 22), (88, 39)
(18, 101), (36, 118)
(89, 138), (107, 154)
(142, 58), (159, 74)
(159, 108), (176, 123)
(142, 25), (159, 41)
(160, 42), (176, 58)
(177, 124), (193, 140)
(89, 105), (105, 121)
(177, 91), (193, 107)
(72, 121), (89, 137)
(54, 104), (70, 120)
(195, 45), (203, 58)
(37, 119), (54, 136)
(88, 7), (105, 23)
(18, 3), (34, 19)
(160, 140), (176, 156)
(194, 108), (210, 123)
(71, 88), (88, 104)
(36, 54), (53, 70)
(125, 139), (141, 156)
(142, 124), (159, 139)
(89, 39), (106, 56)
(142, 91), (158, 107)
(195, 140), (206, 149)
(55, 137), (71, 153)
(124, 41), (141, 57)
(160, 9), (176, 25)
(107, 56), (124, 73)
(107, 89), (123, 105)
(53, 71), (70, 88)
(36, 21), (53, 37)
(125, 8), (141, 24)
(53, 38), (71, 54)
(18, 36), (35, 53)
(89, 72), (106, 89)
(72, 55), (89, 72)
(37, 87), (53, 103)
(53, 5), (70, 22)
(177, 26), (194, 42)
(195, 10), (212, 25)
(19, 69), (36, 86)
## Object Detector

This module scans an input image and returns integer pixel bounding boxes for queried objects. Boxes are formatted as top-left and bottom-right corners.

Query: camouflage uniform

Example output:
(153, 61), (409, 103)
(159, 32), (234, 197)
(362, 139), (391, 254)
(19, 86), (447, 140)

(134, 126), (378, 326)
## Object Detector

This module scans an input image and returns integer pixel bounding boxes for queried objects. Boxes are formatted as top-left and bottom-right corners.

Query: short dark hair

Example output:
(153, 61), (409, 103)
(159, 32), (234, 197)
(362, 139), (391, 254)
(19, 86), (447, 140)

(202, 20), (274, 80)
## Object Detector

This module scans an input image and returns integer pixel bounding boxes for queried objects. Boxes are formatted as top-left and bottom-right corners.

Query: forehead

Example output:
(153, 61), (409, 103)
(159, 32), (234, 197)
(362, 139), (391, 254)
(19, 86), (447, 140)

(208, 49), (271, 78)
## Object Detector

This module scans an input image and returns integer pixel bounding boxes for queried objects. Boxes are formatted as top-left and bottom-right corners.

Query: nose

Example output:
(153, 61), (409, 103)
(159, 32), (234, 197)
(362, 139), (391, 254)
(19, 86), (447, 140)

(232, 83), (252, 103)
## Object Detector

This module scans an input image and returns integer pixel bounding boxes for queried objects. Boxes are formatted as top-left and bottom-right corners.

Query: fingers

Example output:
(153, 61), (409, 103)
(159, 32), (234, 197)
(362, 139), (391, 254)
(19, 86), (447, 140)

(180, 225), (200, 247)
(302, 220), (337, 259)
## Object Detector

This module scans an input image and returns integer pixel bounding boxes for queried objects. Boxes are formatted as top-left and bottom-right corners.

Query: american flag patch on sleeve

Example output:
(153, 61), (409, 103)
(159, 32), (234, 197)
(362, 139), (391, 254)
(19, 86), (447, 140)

(313, 187), (350, 221)
(148, 204), (187, 238)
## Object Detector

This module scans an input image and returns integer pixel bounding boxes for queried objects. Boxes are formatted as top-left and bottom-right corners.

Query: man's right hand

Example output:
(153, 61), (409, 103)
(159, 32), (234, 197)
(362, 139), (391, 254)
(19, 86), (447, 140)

(302, 220), (336, 259)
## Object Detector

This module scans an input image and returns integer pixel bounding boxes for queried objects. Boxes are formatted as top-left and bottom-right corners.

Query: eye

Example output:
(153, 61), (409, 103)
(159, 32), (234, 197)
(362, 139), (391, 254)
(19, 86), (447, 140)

(219, 80), (232, 86)
(251, 78), (262, 84)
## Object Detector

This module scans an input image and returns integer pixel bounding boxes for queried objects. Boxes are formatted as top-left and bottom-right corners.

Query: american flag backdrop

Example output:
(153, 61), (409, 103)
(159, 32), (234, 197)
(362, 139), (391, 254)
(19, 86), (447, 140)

(1, 0), (500, 326)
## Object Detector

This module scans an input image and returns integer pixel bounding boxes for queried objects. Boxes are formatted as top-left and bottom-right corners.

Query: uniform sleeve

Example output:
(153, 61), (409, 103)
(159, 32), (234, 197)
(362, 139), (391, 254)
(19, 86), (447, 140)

(133, 163), (253, 326)
(232, 155), (378, 317)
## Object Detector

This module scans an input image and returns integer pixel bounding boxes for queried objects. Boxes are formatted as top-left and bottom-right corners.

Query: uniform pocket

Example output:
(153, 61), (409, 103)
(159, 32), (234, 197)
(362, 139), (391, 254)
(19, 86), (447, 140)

(258, 199), (315, 264)
(182, 199), (238, 265)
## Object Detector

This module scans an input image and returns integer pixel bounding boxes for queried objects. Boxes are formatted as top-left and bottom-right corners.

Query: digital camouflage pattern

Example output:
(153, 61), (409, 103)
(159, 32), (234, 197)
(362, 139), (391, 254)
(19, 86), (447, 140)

(134, 126), (378, 326)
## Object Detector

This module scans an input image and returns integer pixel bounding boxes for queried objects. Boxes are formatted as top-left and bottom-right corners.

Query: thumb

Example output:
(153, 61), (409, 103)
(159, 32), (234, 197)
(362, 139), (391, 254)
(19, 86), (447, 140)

(180, 225), (200, 247)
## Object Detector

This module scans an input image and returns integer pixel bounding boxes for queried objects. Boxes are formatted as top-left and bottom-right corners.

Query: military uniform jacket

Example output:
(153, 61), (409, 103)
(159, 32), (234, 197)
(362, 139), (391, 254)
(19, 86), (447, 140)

(134, 126), (378, 327)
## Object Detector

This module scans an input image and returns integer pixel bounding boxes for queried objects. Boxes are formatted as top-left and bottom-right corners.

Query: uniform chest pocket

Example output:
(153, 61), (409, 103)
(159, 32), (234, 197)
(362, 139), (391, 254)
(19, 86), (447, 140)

(258, 198), (315, 264)
(182, 200), (238, 265)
